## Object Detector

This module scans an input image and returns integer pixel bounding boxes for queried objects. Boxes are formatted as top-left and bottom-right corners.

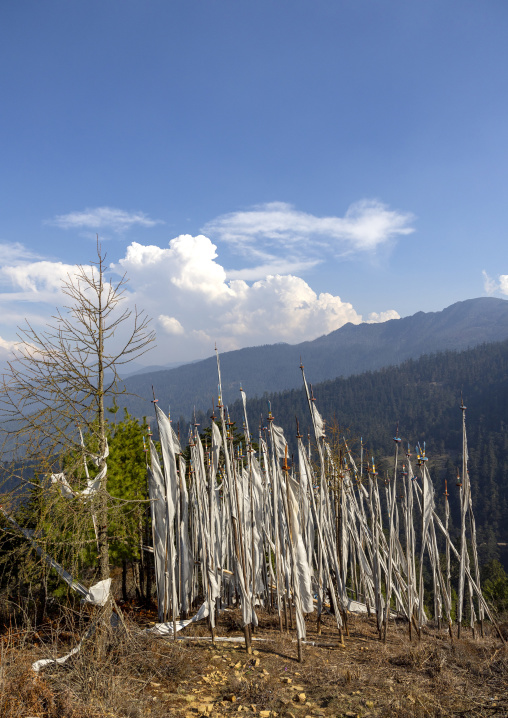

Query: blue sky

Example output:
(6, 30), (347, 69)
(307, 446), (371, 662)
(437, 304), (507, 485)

(1, 1), (507, 364)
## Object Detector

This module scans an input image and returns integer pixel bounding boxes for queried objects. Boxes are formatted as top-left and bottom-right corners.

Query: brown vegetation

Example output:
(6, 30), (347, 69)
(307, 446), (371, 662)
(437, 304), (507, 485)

(1, 605), (506, 718)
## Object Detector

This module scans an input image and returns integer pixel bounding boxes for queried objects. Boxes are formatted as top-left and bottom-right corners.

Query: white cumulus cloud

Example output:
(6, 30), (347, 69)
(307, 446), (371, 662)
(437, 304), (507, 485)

(482, 270), (508, 296)
(0, 260), (75, 296)
(0, 234), (400, 365)
(117, 234), (399, 362)
(366, 310), (401, 323)
(0, 335), (16, 359)
(47, 206), (163, 233)
(159, 315), (185, 335)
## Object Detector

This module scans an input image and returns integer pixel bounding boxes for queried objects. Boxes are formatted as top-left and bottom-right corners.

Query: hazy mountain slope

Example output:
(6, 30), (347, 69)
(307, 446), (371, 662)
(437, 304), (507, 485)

(222, 338), (508, 567)
(120, 297), (508, 419)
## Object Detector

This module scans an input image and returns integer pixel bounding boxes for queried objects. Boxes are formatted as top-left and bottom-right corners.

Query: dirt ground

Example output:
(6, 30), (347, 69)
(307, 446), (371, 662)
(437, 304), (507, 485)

(1, 606), (507, 718)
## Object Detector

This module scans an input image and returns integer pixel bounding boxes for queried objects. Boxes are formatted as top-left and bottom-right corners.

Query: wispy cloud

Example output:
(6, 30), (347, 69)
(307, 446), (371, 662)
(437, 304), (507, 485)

(483, 270), (508, 296)
(226, 258), (320, 281)
(47, 206), (163, 234)
(0, 242), (42, 263)
(203, 200), (415, 261)
(482, 270), (497, 294)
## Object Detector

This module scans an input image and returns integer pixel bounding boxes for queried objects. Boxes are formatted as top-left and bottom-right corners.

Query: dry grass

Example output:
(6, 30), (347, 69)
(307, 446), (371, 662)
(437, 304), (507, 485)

(1, 606), (507, 717)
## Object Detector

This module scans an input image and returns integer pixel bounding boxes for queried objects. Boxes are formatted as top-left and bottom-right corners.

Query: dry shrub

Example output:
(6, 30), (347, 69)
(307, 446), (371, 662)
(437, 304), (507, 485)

(378, 699), (442, 718)
(0, 666), (76, 718)
(50, 620), (189, 709)
(0, 608), (191, 718)
(223, 673), (279, 710)
(390, 643), (446, 676)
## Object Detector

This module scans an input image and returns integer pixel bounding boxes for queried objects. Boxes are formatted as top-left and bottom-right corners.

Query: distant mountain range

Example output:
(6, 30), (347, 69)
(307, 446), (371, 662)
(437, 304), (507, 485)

(119, 297), (508, 420)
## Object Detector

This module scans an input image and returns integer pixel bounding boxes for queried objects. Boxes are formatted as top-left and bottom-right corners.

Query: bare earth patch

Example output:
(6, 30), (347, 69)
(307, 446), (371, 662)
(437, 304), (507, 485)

(1, 607), (507, 718)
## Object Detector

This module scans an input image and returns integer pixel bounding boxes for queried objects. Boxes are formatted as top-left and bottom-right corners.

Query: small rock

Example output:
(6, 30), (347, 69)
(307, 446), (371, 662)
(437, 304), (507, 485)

(365, 700), (374, 708)
(185, 696), (196, 703)
(295, 693), (306, 703)
(150, 682), (161, 687)
(262, 669), (270, 675)
(252, 650), (260, 655)
(234, 661), (243, 669)
(253, 658), (261, 667)
(259, 711), (271, 718)
(225, 694), (237, 702)
(282, 677), (292, 684)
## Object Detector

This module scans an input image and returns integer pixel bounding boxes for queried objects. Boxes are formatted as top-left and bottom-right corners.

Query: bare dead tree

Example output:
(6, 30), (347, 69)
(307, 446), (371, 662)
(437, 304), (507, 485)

(0, 241), (156, 580)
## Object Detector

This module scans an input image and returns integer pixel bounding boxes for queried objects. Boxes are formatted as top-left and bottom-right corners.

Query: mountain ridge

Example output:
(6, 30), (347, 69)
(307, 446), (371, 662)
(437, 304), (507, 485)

(120, 296), (508, 419)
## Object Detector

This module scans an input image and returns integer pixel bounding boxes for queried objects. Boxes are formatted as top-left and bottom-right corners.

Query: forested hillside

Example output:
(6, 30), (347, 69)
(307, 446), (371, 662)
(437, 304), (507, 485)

(213, 339), (508, 568)
(121, 297), (508, 419)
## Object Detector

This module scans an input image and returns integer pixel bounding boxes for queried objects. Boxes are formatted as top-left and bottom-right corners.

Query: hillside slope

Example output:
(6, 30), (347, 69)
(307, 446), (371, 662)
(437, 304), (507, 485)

(221, 338), (508, 567)
(121, 297), (508, 418)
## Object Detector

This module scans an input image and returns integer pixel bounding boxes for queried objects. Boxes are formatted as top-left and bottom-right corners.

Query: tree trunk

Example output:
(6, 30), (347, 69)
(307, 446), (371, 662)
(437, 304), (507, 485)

(122, 560), (128, 602)
(97, 254), (110, 581)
